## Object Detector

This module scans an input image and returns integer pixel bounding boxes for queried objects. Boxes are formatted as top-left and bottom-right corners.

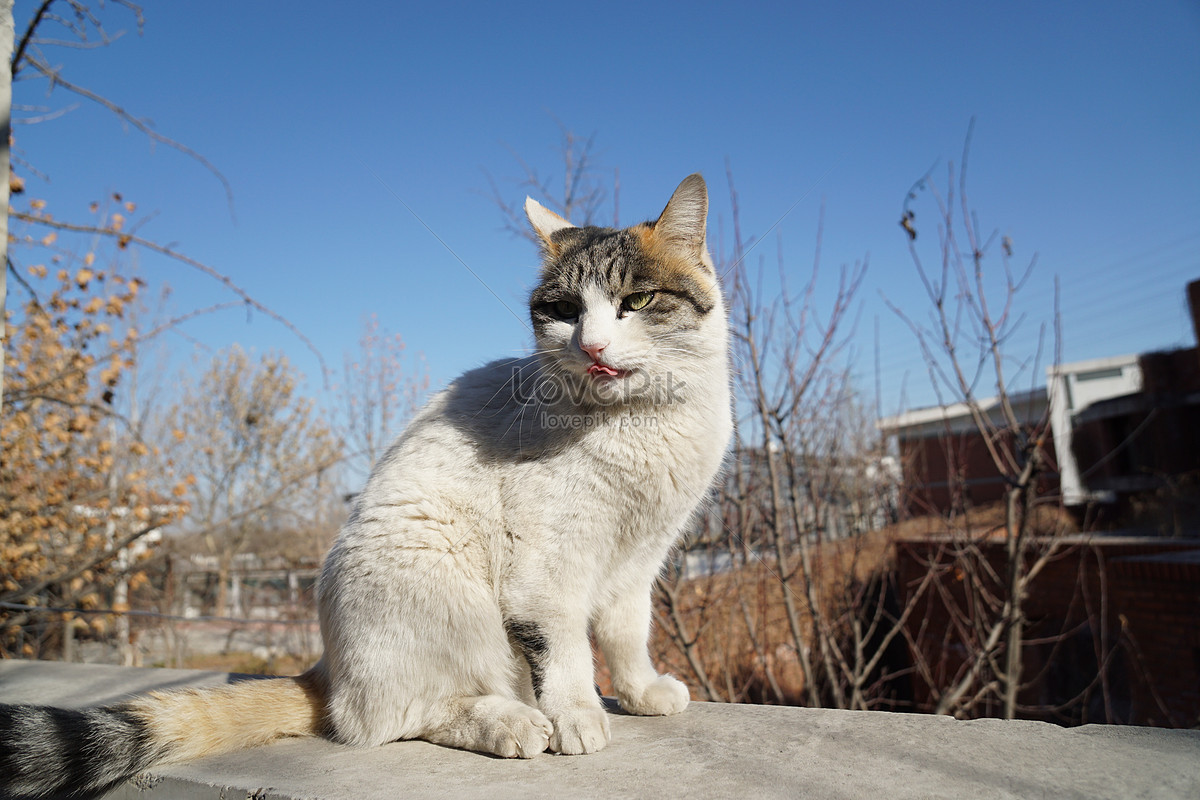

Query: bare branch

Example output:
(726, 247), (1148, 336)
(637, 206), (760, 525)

(21, 53), (235, 217)
(10, 210), (328, 378)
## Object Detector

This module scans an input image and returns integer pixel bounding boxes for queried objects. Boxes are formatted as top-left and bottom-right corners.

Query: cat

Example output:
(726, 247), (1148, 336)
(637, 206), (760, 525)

(0, 173), (732, 798)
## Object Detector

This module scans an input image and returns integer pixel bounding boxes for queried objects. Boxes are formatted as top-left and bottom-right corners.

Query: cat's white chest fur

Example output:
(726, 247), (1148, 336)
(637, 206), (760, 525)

(495, 353), (731, 593)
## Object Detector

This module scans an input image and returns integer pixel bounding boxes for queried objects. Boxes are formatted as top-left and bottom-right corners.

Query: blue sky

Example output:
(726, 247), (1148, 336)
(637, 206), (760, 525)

(10, 0), (1200, 421)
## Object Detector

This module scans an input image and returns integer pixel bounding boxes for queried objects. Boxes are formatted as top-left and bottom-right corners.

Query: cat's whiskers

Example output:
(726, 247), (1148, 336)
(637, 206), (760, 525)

(502, 358), (564, 453)
(473, 361), (534, 420)
(471, 354), (567, 421)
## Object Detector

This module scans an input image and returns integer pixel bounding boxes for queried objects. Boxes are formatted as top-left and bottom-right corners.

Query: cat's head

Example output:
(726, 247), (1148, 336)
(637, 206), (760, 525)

(525, 174), (726, 408)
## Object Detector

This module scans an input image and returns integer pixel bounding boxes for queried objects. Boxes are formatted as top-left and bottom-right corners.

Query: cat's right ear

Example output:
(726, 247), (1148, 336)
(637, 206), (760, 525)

(524, 198), (576, 258)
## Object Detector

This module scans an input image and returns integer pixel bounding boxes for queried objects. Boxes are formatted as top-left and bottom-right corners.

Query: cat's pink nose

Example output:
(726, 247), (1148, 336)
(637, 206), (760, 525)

(580, 341), (607, 362)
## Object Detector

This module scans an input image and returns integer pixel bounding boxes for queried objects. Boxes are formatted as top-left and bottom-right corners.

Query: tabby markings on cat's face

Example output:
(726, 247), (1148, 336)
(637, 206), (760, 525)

(529, 225), (718, 400)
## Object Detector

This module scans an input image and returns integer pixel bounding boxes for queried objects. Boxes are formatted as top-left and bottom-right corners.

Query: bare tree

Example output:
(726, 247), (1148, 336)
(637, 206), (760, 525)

(1, 3), (332, 659)
(888, 122), (1073, 719)
(165, 347), (341, 617)
(484, 119), (615, 240)
(339, 314), (428, 483)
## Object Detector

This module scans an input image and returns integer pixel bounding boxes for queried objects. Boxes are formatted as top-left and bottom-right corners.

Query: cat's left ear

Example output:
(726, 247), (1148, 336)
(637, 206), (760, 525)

(651, 174), (714, 274)
(524, 197), (576, 258)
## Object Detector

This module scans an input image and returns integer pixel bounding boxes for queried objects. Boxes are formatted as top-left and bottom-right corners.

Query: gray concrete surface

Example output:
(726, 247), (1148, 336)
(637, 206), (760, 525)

(1, 660), (1197, 799)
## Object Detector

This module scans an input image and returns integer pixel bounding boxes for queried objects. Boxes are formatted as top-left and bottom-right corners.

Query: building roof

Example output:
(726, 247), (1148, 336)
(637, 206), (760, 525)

(877, 388), (1047, 437)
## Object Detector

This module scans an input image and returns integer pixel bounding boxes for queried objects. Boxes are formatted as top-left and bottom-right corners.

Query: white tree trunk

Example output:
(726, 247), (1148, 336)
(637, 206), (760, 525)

(0, 0), (14, 409)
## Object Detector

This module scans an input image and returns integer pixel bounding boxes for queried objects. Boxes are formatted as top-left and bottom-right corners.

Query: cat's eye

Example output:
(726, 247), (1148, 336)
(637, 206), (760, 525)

(550, 299), (579, 319)
(623, 292), (654, 312)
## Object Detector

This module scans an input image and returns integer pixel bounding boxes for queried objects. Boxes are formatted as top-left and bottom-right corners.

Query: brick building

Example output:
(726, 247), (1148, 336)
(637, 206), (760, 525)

(1067, 346), (1200, 529)
(880, 279), (1200, 522)
(877, 389), (1055, 517)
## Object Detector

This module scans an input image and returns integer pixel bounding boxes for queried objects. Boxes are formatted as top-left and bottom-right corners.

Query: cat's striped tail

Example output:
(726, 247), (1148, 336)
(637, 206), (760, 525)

(0, 672), (325, 800)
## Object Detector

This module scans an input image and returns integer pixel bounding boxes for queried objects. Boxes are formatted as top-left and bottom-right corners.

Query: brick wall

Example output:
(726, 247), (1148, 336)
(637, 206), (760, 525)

(896, 536), (1200, 726)
(1109, 552), (1200, 726)
(898, 429), (1059, 517)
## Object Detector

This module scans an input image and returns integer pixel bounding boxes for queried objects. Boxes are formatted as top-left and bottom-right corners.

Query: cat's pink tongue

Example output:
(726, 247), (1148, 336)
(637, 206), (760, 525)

(588, 363), (621, 378)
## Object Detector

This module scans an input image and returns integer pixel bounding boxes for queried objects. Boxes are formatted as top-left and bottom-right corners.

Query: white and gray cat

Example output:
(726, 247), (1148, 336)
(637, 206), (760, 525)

(0, 174), (732, 797)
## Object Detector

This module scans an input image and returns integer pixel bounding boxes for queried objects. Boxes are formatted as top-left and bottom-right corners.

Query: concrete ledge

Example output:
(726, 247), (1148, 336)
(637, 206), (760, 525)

(2, 661), (1198, 799)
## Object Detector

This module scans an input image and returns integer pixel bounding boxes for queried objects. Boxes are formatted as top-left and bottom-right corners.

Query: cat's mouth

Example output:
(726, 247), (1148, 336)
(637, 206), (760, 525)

(587, 362), (632, 379)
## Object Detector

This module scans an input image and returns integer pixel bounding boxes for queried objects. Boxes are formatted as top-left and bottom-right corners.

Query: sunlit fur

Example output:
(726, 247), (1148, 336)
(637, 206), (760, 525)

(0, 174), (732, 798)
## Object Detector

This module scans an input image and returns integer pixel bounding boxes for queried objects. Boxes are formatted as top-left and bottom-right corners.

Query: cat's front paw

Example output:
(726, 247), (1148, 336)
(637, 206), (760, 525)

(620, 674), (690, 716)
(489, 702), (553, 759)
(548, 707), (611, 755)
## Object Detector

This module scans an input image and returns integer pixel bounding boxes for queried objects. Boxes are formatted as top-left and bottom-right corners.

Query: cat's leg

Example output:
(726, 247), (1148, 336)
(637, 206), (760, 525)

(507, 612), (611, 754)
(421, 695), (551, 758)
(509, 639), (539, 707)
(593, 581), (690, 716)
(319, 526), (548, 756)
